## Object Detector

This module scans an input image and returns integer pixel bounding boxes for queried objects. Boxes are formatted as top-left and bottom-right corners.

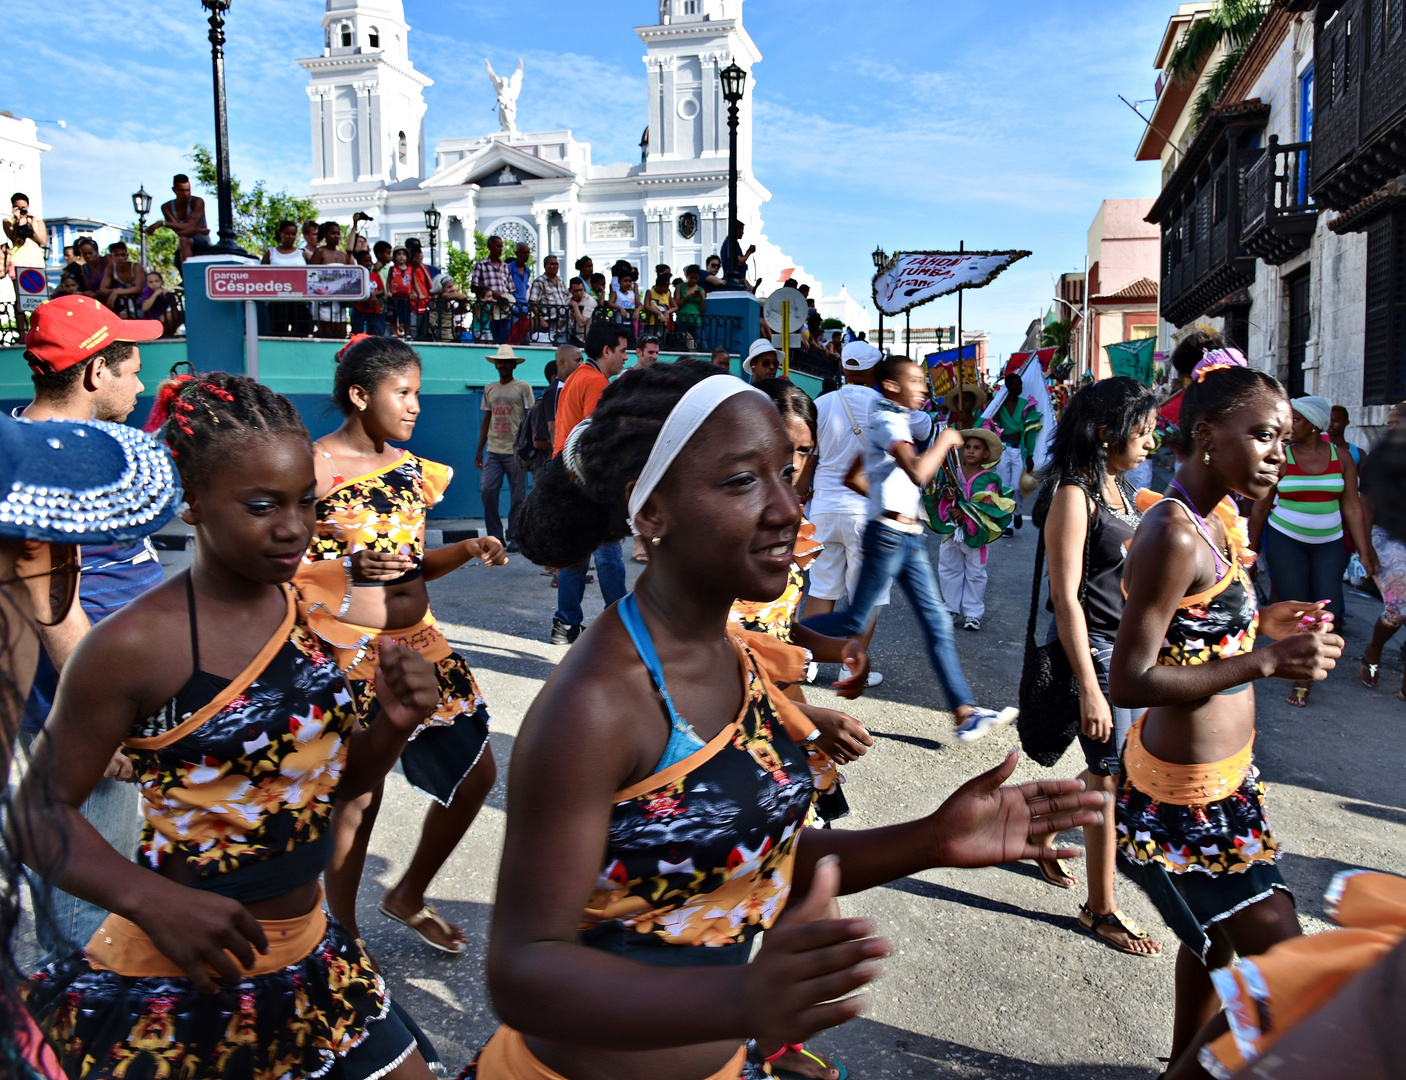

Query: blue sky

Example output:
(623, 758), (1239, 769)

(2, 1), (1170, 360)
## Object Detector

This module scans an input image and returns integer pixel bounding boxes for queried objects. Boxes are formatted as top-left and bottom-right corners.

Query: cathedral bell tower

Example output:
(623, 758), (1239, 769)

(297, 0), (432, 190)
(638, 0), (759, 175)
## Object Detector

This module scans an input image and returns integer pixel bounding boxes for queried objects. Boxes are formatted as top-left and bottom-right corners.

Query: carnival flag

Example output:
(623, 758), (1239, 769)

(1106, 338), (1156, 385)
(983, 351), (1054, 471)
(873, 250), (1031, 316)
(929, 360), (957, 400)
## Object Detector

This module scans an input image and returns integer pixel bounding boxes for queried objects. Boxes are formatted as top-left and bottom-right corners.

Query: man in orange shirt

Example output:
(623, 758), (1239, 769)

(549, 322), (632, 643)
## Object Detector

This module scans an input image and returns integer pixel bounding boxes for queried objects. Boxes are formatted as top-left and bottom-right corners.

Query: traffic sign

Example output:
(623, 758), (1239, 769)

(16, 266), (49, 312)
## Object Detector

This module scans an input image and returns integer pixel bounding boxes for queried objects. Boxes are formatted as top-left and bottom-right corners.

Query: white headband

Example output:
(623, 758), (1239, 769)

(627, 375), (766, 535)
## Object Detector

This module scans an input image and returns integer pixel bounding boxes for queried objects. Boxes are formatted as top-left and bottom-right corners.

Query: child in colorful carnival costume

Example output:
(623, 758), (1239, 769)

(927, 427), (1013, 631)
(984, 369), (1043, 529)
(20, 374), (446, 1080)
(1111, 348), (1344, 1074)
(297, 335), (507, 958)
(469, 360), (1105, 1080)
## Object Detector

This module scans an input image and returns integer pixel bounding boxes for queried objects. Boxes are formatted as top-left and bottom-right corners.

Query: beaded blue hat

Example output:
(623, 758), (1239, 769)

(0, 416), (180, 544)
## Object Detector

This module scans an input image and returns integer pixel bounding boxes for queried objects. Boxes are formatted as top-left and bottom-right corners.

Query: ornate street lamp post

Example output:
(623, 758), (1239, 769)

(872, 246), (887, 350)
(424, 203), (441, 269)
(132, 186), (152, 269)
(200, 0), (248, 255)
(719, 63), (747, 287)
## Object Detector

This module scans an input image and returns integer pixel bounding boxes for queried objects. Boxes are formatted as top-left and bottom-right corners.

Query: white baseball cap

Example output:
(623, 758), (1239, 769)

(743, 337), (779, 376)
(841, 340), (881, 370)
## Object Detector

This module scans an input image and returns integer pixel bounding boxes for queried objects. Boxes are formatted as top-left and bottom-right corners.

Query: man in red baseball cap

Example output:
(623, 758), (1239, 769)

(18, 294), (162, 425)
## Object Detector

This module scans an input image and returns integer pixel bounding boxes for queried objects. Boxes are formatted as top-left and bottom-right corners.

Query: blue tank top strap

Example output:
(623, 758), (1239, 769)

(617, 593), (707, 771)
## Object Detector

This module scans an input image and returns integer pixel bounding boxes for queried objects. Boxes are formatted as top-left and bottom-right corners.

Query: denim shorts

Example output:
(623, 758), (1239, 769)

(1046, 623), (1136, 777)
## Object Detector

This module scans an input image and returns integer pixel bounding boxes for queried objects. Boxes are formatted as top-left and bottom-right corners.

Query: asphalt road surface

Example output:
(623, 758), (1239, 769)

(24, 510), (1406, 1078)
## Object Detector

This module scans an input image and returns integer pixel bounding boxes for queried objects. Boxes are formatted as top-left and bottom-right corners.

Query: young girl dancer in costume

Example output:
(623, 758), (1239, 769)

(18, 374), (444, 1080)
(930, 427), (1014, 632)
(300, 334), (506, 957)
(1030, 377), (1161, 956)
(1110, 350), (1343, 1072)
(477, 360), (1106, 1080)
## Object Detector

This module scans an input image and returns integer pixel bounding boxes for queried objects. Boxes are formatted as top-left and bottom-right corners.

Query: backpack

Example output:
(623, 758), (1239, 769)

(514, 390), (552, 473)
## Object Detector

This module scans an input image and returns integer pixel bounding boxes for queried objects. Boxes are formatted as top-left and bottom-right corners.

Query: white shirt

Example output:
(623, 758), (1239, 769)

(811, 384), (933, 516)
(864, 397), (923, 521)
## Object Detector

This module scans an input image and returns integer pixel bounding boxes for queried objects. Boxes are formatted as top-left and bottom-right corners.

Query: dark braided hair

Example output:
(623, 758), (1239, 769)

(333, 335), (421, 415)
(1176, 362), (1285, 455)
(152, 372), (310, 492)
(517, 359), (722, 568)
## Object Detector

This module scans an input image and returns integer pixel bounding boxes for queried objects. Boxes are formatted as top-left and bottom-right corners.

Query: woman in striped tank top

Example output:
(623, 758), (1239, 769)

(1250, 395), (1376, 706)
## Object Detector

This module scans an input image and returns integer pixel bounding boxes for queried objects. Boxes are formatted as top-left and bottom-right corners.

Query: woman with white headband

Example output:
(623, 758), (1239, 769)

(473, 360), (1105, 1080)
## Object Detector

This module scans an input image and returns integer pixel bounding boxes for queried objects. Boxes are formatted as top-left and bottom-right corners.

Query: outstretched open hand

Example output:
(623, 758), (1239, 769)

(929, 750), (1106, 869)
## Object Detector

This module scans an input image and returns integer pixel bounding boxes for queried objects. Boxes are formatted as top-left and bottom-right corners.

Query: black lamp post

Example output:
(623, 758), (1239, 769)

(132, 185), (152, 269)
(424, 202), (441, 269)
(719, 63), (747, 287)
(872, 245), (887, 349)
(200, 0), (248, 256)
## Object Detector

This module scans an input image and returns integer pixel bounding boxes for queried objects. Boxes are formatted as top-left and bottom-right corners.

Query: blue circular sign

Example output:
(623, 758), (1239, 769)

(18, 268), (46, 294)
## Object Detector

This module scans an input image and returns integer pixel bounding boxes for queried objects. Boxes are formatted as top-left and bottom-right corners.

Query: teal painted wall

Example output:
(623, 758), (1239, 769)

(0, 338), (824, 519)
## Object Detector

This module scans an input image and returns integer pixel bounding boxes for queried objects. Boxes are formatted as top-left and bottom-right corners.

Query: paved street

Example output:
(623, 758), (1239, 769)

(298, 510), (1406, 1078)
(21, 512), (1402, 1078)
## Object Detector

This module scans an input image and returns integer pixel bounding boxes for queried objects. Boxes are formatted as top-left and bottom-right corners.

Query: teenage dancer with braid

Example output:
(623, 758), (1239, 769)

(472, 360), (1106, 1080)
(19, 373), (444, 1079)
(300, 334), (506, 956)
(1110, 349), (1343, 1073)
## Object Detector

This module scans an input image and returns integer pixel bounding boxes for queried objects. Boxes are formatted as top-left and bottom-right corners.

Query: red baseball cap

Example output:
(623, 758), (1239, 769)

(24, 294), (163, 375)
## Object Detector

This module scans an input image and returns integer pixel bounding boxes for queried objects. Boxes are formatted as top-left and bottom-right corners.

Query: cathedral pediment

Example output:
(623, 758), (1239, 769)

(423, 140), (576, 190)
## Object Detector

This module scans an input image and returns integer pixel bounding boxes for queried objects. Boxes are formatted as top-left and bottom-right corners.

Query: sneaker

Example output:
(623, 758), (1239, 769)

(506, 540), (520, 553)
(954, 706), (1019, 742)
(1003, 527), (1015, 538)
(540, 567), (554, 577)
(549, 618), (583, 645)
(866, 671), (884, 688)
(804, 662), (820, 684)
(1014, 514), (1024, 530)
(963, 617), (981, 631)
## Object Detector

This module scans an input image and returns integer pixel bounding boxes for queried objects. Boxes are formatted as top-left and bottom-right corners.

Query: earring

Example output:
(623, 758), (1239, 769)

(1101, 441), (1108, 450)
(650, 535), (662, 547)
(1203, 450), (1211, 465)
(358, 404), (367, 412)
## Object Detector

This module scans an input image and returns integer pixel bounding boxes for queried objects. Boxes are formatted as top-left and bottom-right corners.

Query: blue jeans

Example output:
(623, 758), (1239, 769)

(350, 309), (386, 336)
(1046, 621), (1137, 777)
(1263, 525), (1349, 625)
(20, 730), (141, 969)
(480, 451), (526, 544)
(802, 519), (975, 710)
(555, 540), (627, 626)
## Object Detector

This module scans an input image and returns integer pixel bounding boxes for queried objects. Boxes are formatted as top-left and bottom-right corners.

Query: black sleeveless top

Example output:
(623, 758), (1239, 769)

(1055, 479), (1140, 636)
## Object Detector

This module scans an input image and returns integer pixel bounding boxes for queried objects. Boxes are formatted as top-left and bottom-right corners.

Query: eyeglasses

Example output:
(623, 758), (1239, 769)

(2, 543), (80, 627)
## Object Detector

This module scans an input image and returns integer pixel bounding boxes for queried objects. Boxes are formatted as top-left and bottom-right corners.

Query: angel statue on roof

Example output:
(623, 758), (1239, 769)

(485, 58), (524, 138)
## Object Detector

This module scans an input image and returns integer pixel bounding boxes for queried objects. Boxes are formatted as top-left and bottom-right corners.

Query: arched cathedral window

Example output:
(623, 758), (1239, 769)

(339, 23), (352, 48)
(369, 26), (380, 48)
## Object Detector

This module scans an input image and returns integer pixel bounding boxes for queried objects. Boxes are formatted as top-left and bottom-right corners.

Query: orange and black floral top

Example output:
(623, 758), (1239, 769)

(306, 450), (453, 564)
(728, 519), (822, 642)
(579, 632), (815, 961)
(123, 586), (361, 880)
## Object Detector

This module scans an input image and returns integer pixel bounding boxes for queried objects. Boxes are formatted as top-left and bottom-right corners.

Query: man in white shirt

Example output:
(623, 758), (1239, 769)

(805, 341), (929, 684)
(804, 356), (1018, 741)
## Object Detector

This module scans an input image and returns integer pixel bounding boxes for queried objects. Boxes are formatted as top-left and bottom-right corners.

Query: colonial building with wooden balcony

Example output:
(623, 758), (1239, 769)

(1312, 0), (1406, 412)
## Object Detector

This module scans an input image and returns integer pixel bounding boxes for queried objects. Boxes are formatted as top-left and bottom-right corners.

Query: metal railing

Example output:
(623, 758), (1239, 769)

(0, 300), (22, 347)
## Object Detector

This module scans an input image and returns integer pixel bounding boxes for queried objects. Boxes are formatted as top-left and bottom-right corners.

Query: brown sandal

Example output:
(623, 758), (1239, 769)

(1287, 686), (1310, 708)
(1079, 904), (1161, 956)
(1037, 857), (1078, 889)
(378, 901), (466, 955)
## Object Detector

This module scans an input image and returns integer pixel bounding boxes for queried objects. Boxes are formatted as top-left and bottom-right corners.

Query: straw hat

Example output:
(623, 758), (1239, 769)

(958, 428), (1002, 466)
(489, 344), (520, 363)
(953, 382), (989, 411)
(1019, 468), (1041, 498)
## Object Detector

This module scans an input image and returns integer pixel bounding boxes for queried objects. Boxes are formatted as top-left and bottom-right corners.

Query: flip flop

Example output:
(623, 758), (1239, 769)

(1079, 904), (1161, 957)
(767, 1044), (848, 1080)
(377, 901), (466, 955)
(1287, 686), (1310, 708)
(1361, 659), (1380, 689)
(1036, 857), (1078, 889)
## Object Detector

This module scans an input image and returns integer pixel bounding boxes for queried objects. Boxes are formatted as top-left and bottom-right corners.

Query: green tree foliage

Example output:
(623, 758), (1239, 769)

(1165, 1), (1267, 135)
(446, 231), (491, 290)
(187, 145), (319, 257)
(1040, 317), (1073, 363)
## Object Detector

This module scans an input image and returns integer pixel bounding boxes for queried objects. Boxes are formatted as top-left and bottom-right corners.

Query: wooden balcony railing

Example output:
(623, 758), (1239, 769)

(1241, 135), (1319, 265)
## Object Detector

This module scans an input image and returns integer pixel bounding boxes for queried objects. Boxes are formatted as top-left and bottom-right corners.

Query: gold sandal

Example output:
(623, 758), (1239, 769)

(1287, 686), (1310, 708)
(1079, 904), (1160, 956)
(378, 901), (466, 955)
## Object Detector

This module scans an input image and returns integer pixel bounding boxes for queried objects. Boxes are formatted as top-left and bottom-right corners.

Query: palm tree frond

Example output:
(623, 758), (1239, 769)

(1190, 45), (1250, 133)
(1165, 0), (1266, 84)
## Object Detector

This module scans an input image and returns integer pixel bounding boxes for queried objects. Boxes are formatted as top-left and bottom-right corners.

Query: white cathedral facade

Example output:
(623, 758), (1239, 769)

(297, 0), (866, 329)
